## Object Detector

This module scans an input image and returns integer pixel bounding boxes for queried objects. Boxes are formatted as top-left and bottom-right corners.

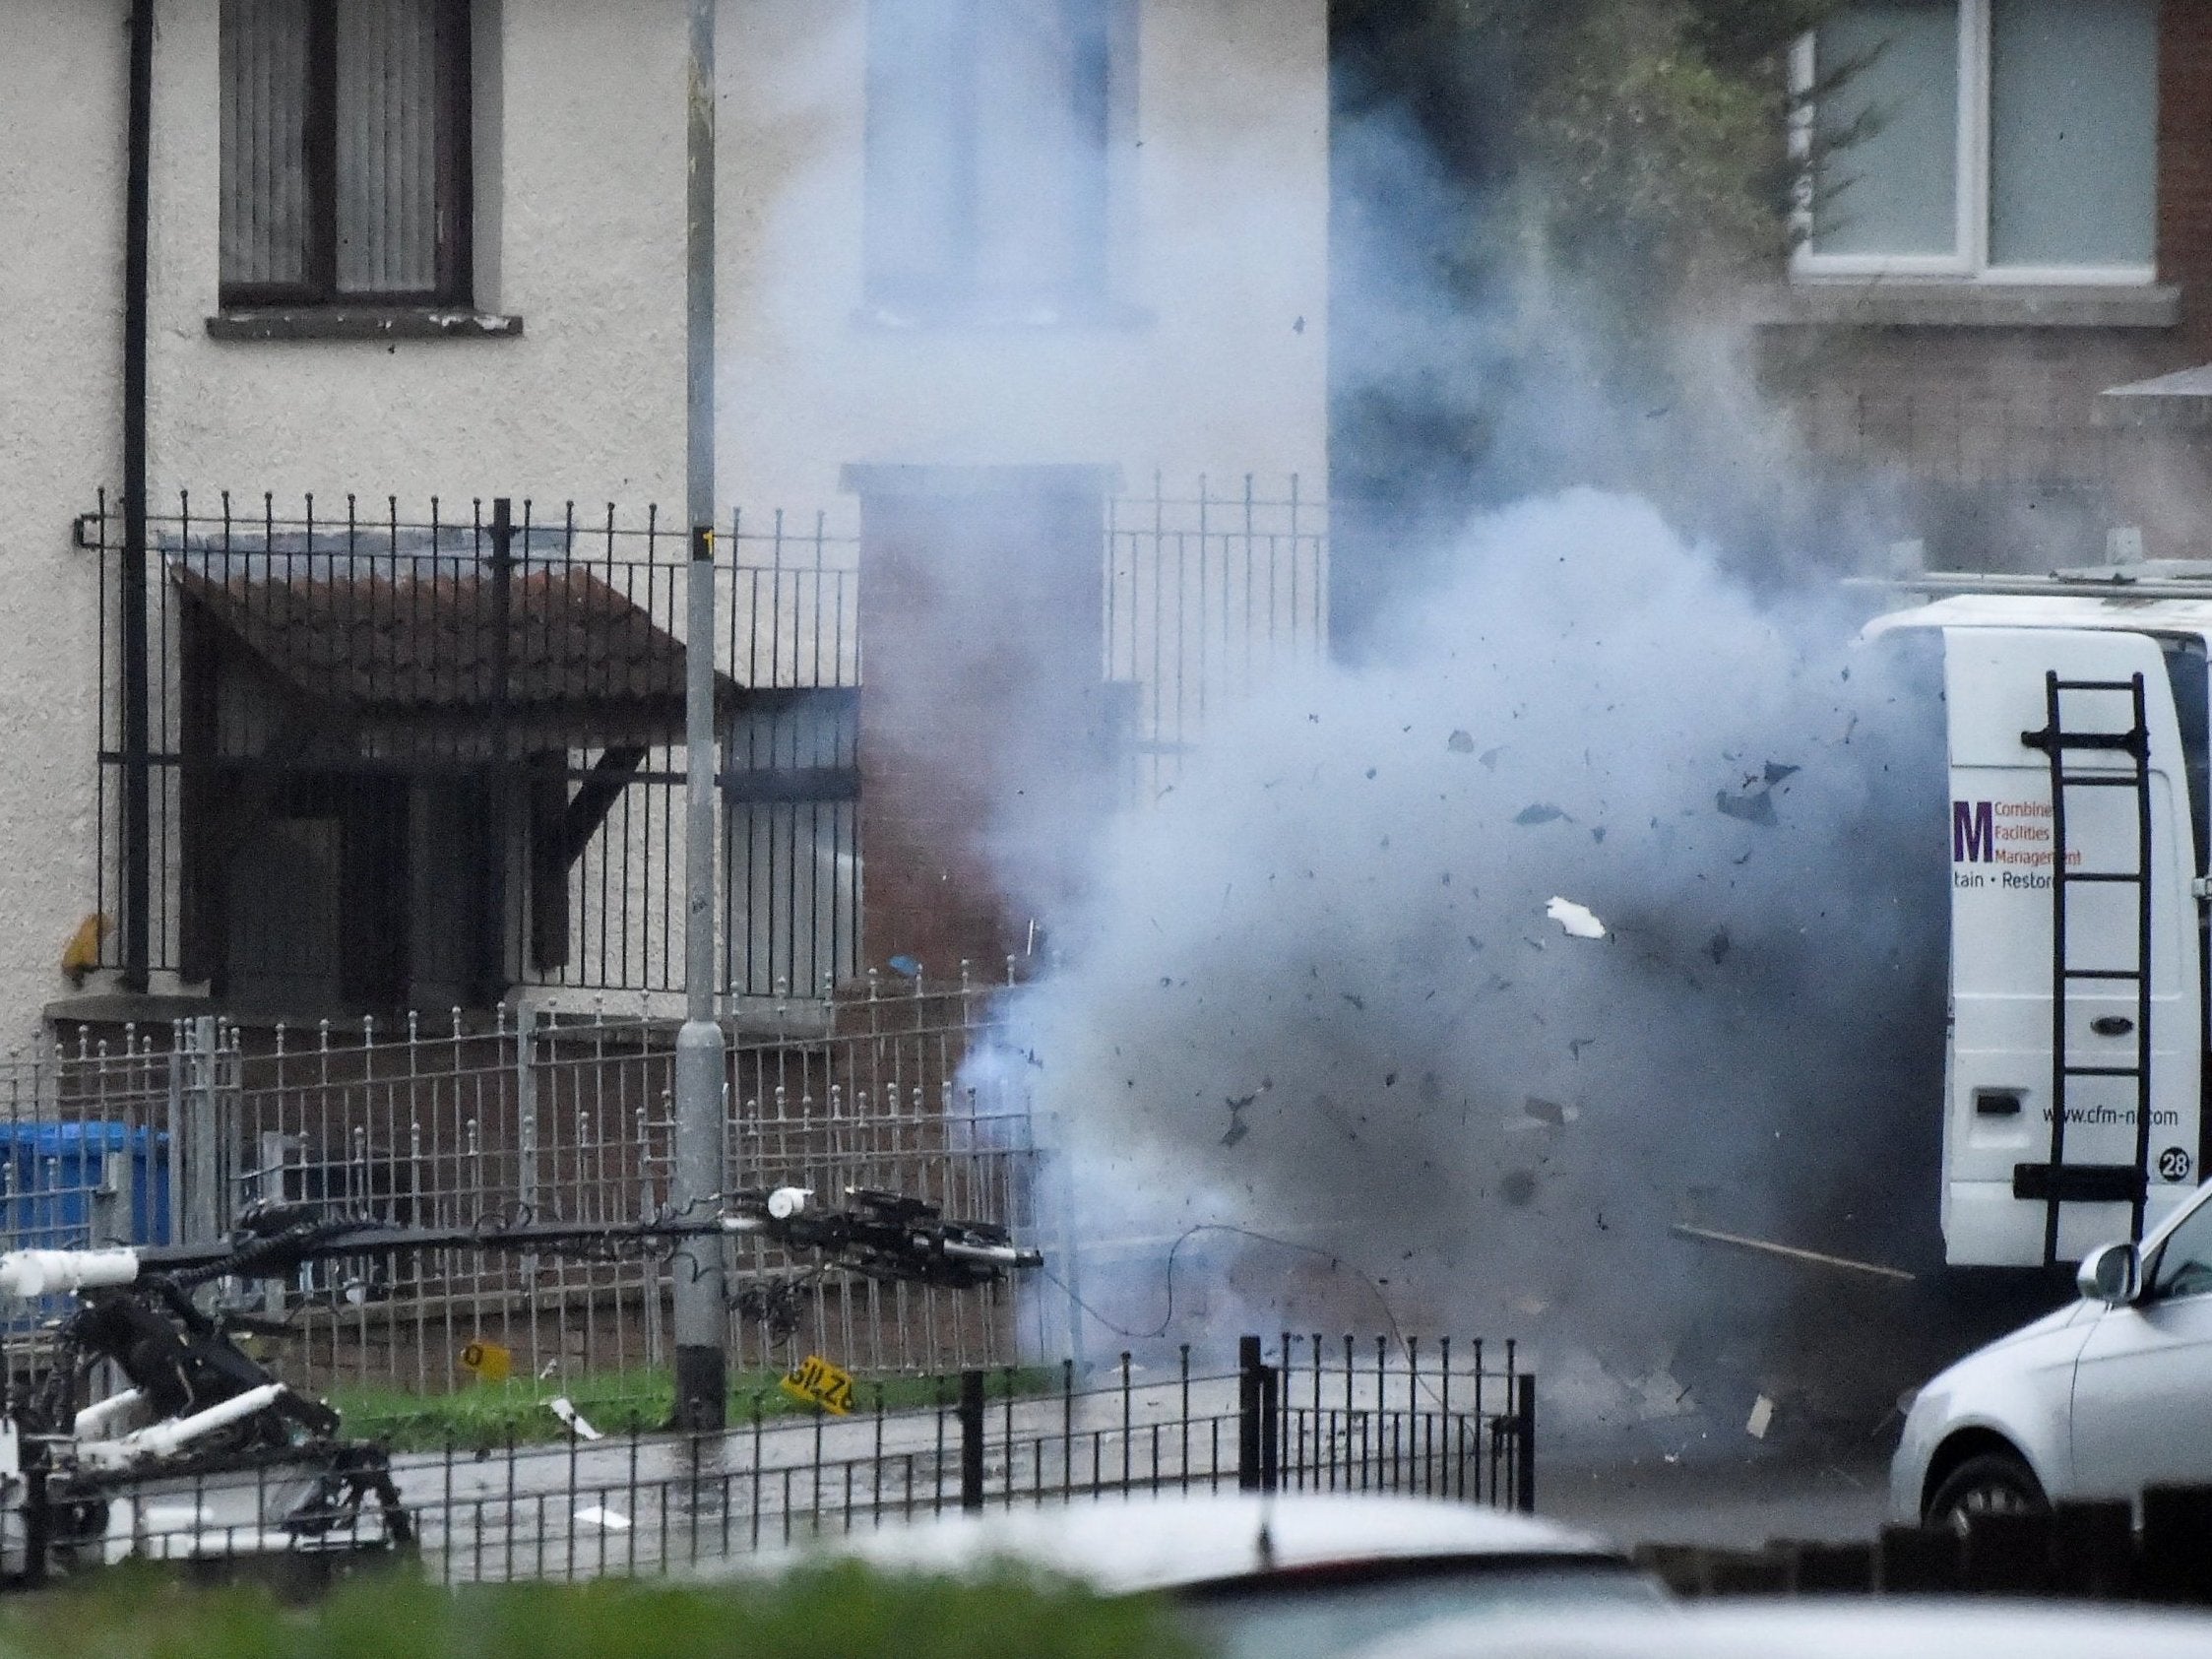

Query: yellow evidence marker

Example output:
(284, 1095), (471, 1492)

(780, 1354), (855, 1416)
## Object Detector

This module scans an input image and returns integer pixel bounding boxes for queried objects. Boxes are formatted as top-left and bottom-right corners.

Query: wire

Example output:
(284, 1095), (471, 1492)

(1039, 1223), (1461, 1410)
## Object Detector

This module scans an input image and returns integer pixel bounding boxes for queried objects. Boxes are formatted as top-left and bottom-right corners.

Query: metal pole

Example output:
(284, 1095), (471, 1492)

(480, 498), (514, 1008)
(672, 0), (728, 1431)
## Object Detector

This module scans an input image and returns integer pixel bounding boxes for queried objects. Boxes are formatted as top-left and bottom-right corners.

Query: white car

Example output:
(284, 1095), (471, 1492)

(1894, 1178), (2212, 1527)
(1352, 1601), (2212, 1659)
(733, 1491), (1665, 1659)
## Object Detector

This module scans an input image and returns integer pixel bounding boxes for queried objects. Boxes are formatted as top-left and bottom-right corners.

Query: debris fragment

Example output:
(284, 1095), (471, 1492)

(1716, 789), (1778, 826)
(1670, 1222), (1916, 1283)
(1340, 991), (1366, 1011)
(1480, 747), (1504, 770)
(1499, 1170), (1538, 1207)
(1447, 729), (1475, 753)
(1746, 1395), (1775, 1439)
(1515, 803), (1567, 826)
(1221, 1119), (1249, 1149)
(1635, 1372), (1693, 1420)
(1763, 761), (1801, 786)
(548, 1397), (603, 1440)
(1545, 897), (1608, 939)
(1705, 928), (1732, 966)
(575, 1504), (631, 1531)
(1568, 1038), (1596, 1059)
(887, 954), (921, 978)
(1522, 1096), (1571, 1127)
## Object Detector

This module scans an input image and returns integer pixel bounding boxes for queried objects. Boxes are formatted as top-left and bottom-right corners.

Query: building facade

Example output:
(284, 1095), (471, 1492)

(1761, 0), (2212, 567)
(0, 0), (1330, 1045)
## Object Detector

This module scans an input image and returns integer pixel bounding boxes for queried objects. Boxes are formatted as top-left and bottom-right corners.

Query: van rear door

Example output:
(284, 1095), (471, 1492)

(1943, 626), (2201, 1267)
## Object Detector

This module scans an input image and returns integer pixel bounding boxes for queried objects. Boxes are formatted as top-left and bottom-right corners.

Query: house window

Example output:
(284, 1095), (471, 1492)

(1797, 0), (2156, 281)
(864, 0), (1115, 316)
(220, 0), (473, 307)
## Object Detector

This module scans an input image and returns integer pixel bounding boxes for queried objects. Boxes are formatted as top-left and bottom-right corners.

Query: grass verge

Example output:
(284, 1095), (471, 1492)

(328, 1365), (1061, 1450)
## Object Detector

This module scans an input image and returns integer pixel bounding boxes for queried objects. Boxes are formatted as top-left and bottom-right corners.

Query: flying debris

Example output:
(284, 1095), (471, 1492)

(1222, 1080), (1271, 1147)
(1522, 1096), (1571, 1127)
(1763, 760), (1801, 785)
(1545, 897), (1608, 939)
(1447, 729), (1475, 753)
(1716, 788), (1778, 826)
(1515, 803), (1567, 826)
(887, 954), (921, 978)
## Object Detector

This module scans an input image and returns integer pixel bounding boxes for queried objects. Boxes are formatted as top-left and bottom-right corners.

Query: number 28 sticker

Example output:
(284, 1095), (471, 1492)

(2158, 1146), (2193, 1183)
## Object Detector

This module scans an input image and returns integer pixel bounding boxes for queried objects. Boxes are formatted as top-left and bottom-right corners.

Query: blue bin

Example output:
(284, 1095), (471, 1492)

(0, 1121), (171, 1248)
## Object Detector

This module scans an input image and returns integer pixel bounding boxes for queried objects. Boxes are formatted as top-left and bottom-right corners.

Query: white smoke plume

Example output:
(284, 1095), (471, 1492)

(982, 488), (1950, 1441)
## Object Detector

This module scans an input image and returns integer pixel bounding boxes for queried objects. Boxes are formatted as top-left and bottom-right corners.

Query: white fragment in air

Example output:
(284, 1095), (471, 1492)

(1545, 897), (1608, 940)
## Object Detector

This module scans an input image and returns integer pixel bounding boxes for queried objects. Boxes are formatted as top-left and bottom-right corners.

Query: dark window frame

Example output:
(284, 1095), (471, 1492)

(219, 0), (474, 311)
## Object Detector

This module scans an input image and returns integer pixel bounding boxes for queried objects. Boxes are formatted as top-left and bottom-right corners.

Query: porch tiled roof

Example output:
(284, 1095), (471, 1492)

(171, 558), (728, 724)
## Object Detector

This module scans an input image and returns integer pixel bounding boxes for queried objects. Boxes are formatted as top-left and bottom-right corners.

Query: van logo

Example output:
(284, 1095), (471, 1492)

(1953, 799), (1994, 863)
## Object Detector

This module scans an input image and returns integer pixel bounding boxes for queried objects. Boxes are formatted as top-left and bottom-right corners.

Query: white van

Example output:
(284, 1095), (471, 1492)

(1867, 565), (2212, 1269)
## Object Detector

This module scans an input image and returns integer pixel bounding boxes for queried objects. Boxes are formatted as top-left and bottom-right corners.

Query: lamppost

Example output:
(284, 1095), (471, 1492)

(672, 0), (728, 1432)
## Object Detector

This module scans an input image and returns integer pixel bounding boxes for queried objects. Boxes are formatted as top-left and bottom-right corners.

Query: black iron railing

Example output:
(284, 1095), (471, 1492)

(23, 1333), (1532, 1588)
(85, 479), (1325, 1007)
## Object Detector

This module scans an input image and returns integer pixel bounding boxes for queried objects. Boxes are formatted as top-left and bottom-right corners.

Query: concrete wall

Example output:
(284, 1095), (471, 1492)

(0, 0), (1329, 1045)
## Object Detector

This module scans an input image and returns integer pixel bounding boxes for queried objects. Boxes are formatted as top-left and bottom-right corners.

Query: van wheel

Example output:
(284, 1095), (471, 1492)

(1927, 1449), (2047, 1532)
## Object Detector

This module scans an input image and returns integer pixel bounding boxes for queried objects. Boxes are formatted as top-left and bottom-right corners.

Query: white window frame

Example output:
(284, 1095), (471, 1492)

(1791, 0), (2157, 287)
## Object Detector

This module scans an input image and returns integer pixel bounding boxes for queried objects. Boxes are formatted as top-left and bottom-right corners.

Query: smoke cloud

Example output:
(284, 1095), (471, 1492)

(982, 487), (1951, 1442)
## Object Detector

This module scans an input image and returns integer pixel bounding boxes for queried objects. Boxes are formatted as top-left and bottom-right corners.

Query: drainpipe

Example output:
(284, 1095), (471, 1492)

(120, 0), (155, 994)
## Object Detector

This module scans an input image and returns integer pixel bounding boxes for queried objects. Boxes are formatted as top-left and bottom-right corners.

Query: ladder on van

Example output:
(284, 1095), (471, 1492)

(2017, 670), (2156, 1265)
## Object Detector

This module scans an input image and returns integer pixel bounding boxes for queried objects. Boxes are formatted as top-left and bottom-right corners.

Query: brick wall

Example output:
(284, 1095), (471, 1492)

(848, 467), (1116, 982)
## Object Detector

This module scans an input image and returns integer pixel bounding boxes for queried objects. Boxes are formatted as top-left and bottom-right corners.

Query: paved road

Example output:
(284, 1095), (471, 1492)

(1540, 1448), (1893, 1549)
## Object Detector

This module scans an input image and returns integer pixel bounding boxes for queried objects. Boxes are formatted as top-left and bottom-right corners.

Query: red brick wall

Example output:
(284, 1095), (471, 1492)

(849, 468), (1113, 983)
(2159, 0), (2212, 325)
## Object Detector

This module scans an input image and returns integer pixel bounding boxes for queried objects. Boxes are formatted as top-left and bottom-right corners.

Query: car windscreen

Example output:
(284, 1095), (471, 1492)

(1175, 1555), (1670, 1659)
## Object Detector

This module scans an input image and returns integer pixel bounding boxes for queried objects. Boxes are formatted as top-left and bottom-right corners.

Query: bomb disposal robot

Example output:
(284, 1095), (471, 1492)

(0, 1190), (1038, 1582)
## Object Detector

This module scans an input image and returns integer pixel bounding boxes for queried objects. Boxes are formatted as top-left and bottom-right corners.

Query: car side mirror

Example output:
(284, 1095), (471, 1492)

(2078, 1241), (2140, 1306)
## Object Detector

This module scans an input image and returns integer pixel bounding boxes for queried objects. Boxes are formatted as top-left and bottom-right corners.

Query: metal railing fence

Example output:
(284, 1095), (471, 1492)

(87, 492), (860, 1004)
(14, 972), (1038, 1394)
(1106, 476), (1328, 802)
(86, 478), (1327, 1004)
(25, 1334), (1534, 1588)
